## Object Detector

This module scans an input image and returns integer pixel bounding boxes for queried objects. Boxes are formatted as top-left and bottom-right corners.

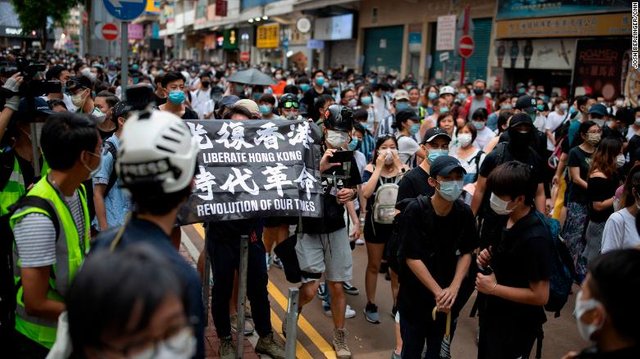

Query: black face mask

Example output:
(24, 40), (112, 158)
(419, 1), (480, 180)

(201, 81), (210, 88)
(508, 128), (533, 151)
(474, 88), (484, 96)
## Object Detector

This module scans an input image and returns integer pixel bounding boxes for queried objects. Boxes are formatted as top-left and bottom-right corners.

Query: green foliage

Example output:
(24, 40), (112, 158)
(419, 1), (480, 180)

(9, 0), (80, 34)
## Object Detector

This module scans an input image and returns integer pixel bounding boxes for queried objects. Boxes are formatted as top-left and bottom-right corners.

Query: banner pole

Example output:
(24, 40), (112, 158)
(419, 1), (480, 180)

(284, 288), (300, 359)
(236, 234), (249, 359)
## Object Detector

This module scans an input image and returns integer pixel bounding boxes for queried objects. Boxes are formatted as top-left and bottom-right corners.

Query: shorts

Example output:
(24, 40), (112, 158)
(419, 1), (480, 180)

(295, 227), (353, 283)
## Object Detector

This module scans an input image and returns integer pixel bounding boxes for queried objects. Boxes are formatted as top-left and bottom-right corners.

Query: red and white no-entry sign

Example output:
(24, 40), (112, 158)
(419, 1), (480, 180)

(102, 23), (119, 41)
(458, 35), (475, 58)
(240, 51), (250, 62)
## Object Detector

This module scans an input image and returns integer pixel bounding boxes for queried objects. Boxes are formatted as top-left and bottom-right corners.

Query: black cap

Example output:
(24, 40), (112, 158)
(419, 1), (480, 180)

(589, 103), (608, 117)
(65, 76), (93, 93)
(112, 101), (134, 119)
(324, 105), (354, 132)
(515, 95), (536, 110)
(353, 108), (368, 121)
(396, 109), (420, 123)
(509, 112), (534, 128)
(422, 127), (452, 144)
(18, 97), (54, 115)
(430, 155), (466, 177)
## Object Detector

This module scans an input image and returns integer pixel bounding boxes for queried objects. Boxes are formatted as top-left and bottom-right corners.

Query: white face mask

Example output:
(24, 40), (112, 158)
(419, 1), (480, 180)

(128, 328), (196, 359)
(575, 290), (604, 342)
(616, 154), (626, 168)
(91, 107), (107, 124)
(72, 91), (87, 108)
(326, 130), (349, 149)
(489, 193), (514, 215)
(383, 149), (398, 165)
(458, 133), (473, 148)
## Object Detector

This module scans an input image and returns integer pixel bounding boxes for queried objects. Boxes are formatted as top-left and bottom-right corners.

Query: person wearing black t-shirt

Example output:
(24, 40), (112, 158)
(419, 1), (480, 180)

(563, 121), (600, 281)
(582, 138), (622, 271)
(476, 161), (552, 359)
(562, 249), (640, 359)
(301, 70), (328, 122)
(471, 113), (547, 248)
(397, 156), (478, 359)
(294, 105), (361, 359)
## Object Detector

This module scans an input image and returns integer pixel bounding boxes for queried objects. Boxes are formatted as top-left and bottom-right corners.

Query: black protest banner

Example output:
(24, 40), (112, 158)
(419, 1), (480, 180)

(178, 119), (323, 224)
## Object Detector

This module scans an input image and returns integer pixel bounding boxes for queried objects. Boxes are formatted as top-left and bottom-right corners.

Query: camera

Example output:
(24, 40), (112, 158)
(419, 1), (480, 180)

(0, 57), (61, 98)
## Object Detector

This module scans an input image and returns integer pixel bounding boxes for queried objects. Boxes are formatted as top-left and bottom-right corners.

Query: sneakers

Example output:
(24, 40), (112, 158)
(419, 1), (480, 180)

(255, 332), (285, 359)
(230, 313), (254, 336)
(364, 302), (380, 324)
(324, 302), (356, 319)
(218, 336), (235, 359)
(333, 328), (352, 359)
(317, 282), (327, 300)
(342, 282), (359, 296)
(272, 255), (283, 269)
(355, 238), (365, 245)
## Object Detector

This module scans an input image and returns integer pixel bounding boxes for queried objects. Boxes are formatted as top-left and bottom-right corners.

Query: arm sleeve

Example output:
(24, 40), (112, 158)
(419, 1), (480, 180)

(601, 213), (625, 253)
(478, 151), (497, 178)
(567, 149), (580, 167)
(13, 213), (57, 267)
(92, 151), (114, 186)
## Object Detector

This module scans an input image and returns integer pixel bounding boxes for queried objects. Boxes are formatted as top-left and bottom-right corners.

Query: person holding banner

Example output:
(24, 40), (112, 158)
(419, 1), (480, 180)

(291, 105), (361, 359)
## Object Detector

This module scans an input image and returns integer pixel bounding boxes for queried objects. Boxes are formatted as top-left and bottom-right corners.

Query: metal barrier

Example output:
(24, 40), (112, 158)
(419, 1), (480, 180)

(284, 288), (300, 359)
(236, 234), (249, 359)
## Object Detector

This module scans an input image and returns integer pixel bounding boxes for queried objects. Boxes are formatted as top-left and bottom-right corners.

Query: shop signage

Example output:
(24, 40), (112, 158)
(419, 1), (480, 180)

(496, 12), (631, 39)
(490, 38), (576, 70)
(314, 14), (354, 41)
(256, 23), (280, 49)
(128, 23), (144, 40)
(178, 119), (322, 224)
(223, 28), (238, 50)
(573, 39), (629, 101)
(215, 0), (228, 17)
(496, 0), (630, 20)
(436, 15), (456, 51)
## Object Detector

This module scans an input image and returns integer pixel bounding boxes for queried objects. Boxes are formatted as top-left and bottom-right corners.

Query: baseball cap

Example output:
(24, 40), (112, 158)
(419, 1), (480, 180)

(509, 112), (534, 128)
(515, 95), (536, 111)
(18, 97), (54, 115)
(396, 109), (420, 123)
(233, 99), (260, 117)
(422, 127), (452, 144)
(393, 89), (410, 101)
(439, 86), (455, 96)
(65, 76), (93, 93)
(588, 103), (608, 117)
(112, 101), (134, 119)
(430, 155), (466, 177)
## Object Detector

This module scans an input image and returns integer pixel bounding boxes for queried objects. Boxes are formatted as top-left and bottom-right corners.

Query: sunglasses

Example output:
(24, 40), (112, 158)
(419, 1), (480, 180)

(282, 101), (299, 109)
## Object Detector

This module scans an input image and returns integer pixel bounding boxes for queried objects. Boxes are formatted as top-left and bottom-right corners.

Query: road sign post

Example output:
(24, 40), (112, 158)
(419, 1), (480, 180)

(103, 0), (146, 101)
(459, 5), (471, 85)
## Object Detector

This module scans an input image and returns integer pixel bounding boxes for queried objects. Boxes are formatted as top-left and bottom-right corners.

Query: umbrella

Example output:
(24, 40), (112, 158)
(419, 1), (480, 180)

(227, 68), (276, 86)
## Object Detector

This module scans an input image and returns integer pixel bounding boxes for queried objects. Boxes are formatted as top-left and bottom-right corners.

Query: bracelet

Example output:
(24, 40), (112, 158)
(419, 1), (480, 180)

(490, 282), (498, 293)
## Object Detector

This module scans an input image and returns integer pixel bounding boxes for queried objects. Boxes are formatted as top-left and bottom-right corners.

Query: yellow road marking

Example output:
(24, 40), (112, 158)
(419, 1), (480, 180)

(194, 223), (205, 239)
(269, 310), (314, 359)
(267, 282), (337, 359)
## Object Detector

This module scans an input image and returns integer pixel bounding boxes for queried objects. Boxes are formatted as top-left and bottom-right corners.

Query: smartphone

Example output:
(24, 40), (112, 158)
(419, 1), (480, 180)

(330, 150), (354, 163)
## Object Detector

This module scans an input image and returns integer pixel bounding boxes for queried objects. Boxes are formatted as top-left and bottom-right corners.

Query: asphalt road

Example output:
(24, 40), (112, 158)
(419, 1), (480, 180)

(183, 224), (588, 358)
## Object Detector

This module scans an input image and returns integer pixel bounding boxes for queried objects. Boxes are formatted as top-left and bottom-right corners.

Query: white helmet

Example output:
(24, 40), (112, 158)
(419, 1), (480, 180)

(117, 110), (199, 194)
(439, 86), (456, 96)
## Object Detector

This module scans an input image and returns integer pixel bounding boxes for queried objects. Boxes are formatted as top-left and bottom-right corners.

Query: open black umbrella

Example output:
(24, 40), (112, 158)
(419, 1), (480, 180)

(227, 68), (276, 86)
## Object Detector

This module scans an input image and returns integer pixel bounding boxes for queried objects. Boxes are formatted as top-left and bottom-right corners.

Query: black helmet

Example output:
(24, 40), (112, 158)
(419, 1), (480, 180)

(279, 93), (299, 108)
(324, 105), (353, 132)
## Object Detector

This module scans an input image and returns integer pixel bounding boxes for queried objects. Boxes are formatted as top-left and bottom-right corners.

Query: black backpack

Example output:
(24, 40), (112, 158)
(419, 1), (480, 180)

(0, 196), (60, 343)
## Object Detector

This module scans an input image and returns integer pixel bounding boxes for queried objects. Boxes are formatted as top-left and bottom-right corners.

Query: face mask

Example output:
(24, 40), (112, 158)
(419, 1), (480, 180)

(559, 103), (568, 111)
(592, 119), (605, 128)
(586, 133), (601, 145)
(428, 92), (438, 100)
(300, 84), (311, 92)
(81, 68), (96, 81)
(458, 133), (473, 147)
(91, 107), (106, 124)
(347, 99), (358, 108)
(396, 102), (409, 111)
(501, 104), (513, 110)
(518, 87), (526, 94)
(635, 118), (640, 127)
(427, 149), (448, 164)
(437, 180), (464, 201)
(409, 123), (420, 135)
(315, 77), (325, 86)
(472, 120), (485, 130)
(457, 93), (467, 101)
(168, 90), (186, 105)
(71, 92), (86, 108)
(259, 104), (272, 115)
(440, 105), (449, 114)
(575, 291), (604, 342)
(201, 81), (210, 88)
(326, 130), (349, 148)
(537, 104), (545, 111)
(82, 151), (101, 180)
(569, 106), (578, 116)
(348, 138), (359, 151)
(361, 96), (373, 106)
(107, 70), (117, 77)
(473, 88), (484, 96)
(616, 154), (626, 168)
(129, 329), (197, 359)
(490, 193), (514, 215)
(275, 74), (283, 80)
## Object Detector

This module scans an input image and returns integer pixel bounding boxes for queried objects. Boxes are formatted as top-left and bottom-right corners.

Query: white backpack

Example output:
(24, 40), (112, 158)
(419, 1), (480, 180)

(373, 177), (400, 224)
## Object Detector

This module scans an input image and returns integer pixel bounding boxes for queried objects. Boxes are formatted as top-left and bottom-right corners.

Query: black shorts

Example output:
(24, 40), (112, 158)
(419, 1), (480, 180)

(363, 214), (393, 245)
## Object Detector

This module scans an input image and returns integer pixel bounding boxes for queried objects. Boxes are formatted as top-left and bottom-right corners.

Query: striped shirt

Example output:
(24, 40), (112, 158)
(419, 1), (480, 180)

(14, 191), (85, 268)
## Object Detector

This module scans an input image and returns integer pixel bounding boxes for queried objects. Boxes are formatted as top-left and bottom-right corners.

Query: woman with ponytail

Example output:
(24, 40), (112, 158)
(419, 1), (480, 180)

(601, 165), (640, 253)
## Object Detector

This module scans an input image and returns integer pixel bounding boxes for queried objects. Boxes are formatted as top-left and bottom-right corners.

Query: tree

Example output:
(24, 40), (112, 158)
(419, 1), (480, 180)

(9, 0), (81, 49)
